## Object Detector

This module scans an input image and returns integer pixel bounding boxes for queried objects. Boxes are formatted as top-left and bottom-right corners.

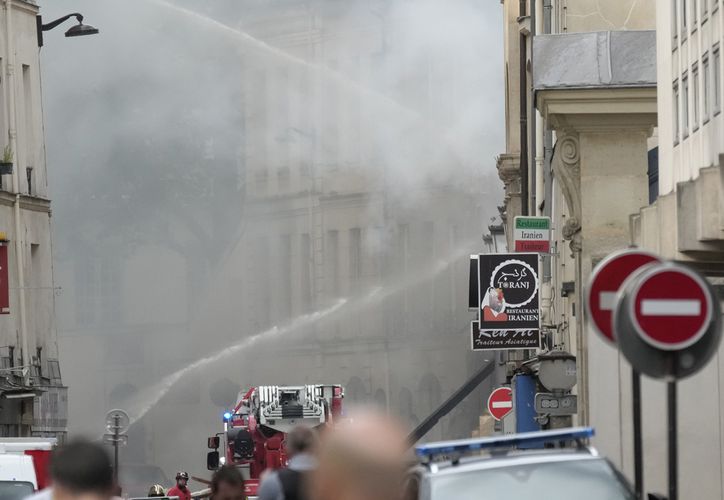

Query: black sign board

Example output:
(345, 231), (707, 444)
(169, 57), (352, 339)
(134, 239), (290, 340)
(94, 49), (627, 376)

(471, 321), (540, 350)
(473, 253), (541, 351)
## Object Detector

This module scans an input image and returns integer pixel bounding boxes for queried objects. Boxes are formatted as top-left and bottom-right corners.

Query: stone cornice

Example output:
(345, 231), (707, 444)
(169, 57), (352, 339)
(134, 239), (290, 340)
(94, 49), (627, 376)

(537, 87), (657, 132)
(0, 191), (51, 213)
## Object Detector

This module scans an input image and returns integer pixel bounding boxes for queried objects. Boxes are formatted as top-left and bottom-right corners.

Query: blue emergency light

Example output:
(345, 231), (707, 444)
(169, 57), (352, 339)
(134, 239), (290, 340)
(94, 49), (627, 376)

(415, 427), (594, 458)
(223, 411), (232, 421)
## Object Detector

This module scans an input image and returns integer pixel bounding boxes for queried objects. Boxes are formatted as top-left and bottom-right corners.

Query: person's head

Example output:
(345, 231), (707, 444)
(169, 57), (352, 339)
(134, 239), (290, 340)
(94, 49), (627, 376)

(175, 471), (189, 488)
(286, 425), (317, 458)
(49, 439), (114, 500)
(210, 465), (245, 500)
(310, 409), (408, 500)
(148, 484), (166, 497)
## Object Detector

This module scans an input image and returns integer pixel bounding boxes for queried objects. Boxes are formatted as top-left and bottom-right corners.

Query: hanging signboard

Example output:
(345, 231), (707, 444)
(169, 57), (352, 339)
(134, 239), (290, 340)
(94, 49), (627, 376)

(471, 321), (540, 350)
(473, 253), (541, 350)
(514, 216), (551, 253)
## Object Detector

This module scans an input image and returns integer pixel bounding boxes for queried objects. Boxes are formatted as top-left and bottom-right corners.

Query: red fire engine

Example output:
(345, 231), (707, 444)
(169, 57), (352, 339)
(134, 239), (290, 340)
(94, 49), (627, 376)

(206, 384), (343, 498)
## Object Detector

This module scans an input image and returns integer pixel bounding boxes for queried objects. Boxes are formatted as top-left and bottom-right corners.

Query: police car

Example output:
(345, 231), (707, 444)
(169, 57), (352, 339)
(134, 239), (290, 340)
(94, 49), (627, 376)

(405, 428), (642, 500)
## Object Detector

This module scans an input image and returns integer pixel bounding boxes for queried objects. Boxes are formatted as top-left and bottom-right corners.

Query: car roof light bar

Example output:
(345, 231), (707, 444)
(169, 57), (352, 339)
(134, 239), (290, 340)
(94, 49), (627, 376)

(415, 427), (595, 458)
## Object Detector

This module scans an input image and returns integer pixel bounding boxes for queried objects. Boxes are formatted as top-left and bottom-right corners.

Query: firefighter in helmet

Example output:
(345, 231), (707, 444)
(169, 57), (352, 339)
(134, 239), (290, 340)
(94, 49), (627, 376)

(167, 471), (191, 500)
(148, 484), (166, 497)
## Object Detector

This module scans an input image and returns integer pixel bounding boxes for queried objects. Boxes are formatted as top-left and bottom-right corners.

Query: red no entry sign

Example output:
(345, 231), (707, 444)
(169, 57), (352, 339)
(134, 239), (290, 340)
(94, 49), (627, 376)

(586, 250), (661, 344)
(628, 265), (713, 351)
(487, 387), (513, 421)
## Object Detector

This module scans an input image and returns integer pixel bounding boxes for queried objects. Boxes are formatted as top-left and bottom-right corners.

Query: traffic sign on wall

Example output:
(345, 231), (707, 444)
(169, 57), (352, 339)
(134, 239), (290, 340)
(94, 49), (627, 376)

(487, 387), (514, 421)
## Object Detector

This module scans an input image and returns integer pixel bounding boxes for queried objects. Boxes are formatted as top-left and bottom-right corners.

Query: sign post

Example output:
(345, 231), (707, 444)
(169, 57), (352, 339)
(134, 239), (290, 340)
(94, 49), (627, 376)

(487, 387), (513, 421)
(586, 249), (661, 499)
(104, 409), (130, 487)
(513, 216), (550, 253)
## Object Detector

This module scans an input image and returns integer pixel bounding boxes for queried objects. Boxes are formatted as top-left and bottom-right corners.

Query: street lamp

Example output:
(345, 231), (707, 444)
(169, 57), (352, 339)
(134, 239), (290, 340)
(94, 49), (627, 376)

(36, 13), (99, 47)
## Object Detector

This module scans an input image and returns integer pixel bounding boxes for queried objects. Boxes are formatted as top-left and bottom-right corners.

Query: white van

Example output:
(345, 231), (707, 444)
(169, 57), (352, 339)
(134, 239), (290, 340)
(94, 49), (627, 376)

(0, 454), (37, 499)
(0, 438), (56, 497)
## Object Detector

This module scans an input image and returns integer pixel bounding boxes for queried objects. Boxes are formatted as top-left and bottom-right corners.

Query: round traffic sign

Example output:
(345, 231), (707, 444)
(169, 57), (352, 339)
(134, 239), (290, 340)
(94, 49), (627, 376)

(105, 409), (130, 434)
(629, 265), (712, 350)
(614, 262), (722, 379)
(487, 387), (513, 421)
(586, 249), (661, 344)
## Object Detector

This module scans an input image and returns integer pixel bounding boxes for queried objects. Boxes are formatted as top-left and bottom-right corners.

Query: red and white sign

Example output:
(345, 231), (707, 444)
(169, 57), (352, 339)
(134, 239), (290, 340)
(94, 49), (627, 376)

(629, 266), (713, 351)
(586, 250), (660, 344)
(487, 387), (513, 421)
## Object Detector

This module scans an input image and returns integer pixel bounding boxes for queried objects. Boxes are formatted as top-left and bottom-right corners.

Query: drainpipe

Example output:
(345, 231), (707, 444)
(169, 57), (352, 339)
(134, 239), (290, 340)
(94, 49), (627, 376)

(540, 0), (554, 335)
(575, 248), (587, 425)
(519, 0), (528, 216)
(4, 0), (29, 386)
(531, 0), (539, 217)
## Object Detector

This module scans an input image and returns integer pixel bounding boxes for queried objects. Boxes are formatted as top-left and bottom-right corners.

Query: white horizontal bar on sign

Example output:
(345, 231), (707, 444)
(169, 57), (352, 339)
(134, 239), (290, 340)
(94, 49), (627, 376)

(491, 401), (513, 409)
(640, 299), (701, 316)
(599, 292), (617, 311)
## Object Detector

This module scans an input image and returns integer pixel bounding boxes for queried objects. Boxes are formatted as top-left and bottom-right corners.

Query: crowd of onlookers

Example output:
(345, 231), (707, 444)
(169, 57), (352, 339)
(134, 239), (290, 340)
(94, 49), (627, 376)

(25, 409), (410, 500)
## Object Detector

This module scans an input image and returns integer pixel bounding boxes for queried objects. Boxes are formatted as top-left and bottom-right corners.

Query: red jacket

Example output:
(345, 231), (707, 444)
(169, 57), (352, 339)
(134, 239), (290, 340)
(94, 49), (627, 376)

(167, 485), (192, 500)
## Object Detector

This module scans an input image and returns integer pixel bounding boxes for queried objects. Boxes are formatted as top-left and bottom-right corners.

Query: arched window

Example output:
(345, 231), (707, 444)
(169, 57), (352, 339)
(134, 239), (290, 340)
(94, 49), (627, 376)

(346, 376), (367, 403)
(374, 388), (387, 409)
(417, 373), (442, 422)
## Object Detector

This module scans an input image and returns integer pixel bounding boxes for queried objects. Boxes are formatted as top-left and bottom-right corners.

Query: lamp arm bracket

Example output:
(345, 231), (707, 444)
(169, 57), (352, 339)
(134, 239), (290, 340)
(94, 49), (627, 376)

(41, 13), (83, 32)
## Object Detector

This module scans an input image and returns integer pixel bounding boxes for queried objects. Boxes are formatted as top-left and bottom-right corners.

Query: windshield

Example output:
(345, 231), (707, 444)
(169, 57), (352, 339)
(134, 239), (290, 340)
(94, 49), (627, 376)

(430, 458), (635, 500)
(0, 481), (34, 500)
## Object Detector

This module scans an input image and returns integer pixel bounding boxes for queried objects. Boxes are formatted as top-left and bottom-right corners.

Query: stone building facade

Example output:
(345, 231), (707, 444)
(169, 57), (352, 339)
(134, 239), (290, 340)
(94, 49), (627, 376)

(54, 0), (498, 477)
(0, 0), (66, 439)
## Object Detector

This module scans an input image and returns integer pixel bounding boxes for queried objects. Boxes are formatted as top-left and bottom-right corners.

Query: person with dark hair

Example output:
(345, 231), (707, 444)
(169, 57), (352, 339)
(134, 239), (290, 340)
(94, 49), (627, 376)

(210, 465), (245, 500)
(26, 439), (114, 500)
(257, 425), (317, 500)
(167, 471), (191, 500)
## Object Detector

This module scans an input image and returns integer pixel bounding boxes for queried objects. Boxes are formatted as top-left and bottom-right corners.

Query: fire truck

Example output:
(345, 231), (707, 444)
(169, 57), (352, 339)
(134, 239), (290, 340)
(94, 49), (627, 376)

(206, 384), (343, 498)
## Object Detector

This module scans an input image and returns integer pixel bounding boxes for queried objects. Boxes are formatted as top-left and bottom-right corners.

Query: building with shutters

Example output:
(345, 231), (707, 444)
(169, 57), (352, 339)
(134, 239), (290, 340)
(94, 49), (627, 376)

(0, 0), (66, 439)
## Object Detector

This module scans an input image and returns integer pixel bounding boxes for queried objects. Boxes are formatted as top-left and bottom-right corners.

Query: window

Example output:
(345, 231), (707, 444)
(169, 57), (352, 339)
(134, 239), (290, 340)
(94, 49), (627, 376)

(47, 360), (61, 384)
(326, 230), (339, 296)
(673, 0), (679, 44)
(683, 72), (690, 137)
(715, 46), (721, 114)
(349, 228), (361, 286)
(693, 64), (700, 130)
(704, 54), (710, 123)
(22, 65), (33, 162)
(34, 347), (42, 378)
(75, 256), (121, 325)
(26, 167), (33, 195)
(300, 233), (311, 312)
(278, 234), (292, 319)
(682, 0), (688, 37)
(674, 80), (680, 145)
(254, 237), (270, 328)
